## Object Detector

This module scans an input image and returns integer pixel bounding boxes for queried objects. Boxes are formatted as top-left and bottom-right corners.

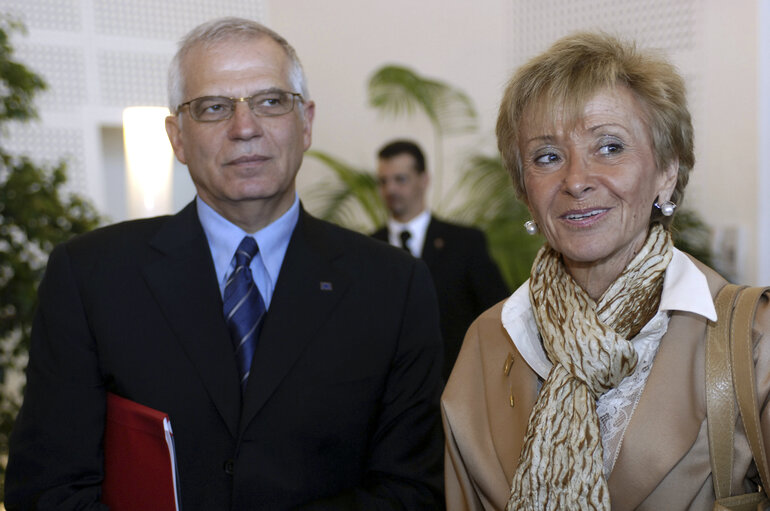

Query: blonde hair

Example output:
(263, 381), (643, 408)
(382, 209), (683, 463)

(496, 32), (693, 227)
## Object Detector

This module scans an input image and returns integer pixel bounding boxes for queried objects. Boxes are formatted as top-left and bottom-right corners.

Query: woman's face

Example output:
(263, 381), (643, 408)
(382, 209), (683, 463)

(519, 85), (677, 280)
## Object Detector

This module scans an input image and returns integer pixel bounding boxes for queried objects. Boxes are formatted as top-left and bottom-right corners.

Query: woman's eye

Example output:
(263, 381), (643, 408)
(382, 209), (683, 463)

(598, 138), (624, 155)
(534, 152), (559, 165)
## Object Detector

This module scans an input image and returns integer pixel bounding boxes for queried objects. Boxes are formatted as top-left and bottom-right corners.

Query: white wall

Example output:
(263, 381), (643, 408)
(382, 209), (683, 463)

(4, 0), (766, 283)
(267, 0), (766, 284)
(690, 0), (762, 284)
(759, 0), (770, 285)
(267, 0), (511, 214)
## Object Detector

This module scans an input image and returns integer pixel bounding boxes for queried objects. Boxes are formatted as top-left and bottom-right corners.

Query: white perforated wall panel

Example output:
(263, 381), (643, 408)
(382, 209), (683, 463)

(508, 0), (696, 62)
(93, 0), (265, 40)
(2, 0), (82, 32)
(3, 124), (86, 194)
(15, 43), (87, 112)
(4, 0), (266, 214)
(98, 51), (170, 107)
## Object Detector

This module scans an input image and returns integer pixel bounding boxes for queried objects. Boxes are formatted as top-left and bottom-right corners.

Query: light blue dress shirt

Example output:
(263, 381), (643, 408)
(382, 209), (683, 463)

(196, 194), (300, 310)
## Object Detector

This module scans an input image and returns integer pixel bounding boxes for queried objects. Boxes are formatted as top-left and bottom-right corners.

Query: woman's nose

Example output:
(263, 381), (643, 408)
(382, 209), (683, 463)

(561, 156), (594, 197)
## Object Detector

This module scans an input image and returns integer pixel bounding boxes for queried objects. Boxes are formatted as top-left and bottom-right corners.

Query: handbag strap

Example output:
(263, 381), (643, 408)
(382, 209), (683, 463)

(707, 283), (744, 498)
(730, 286), (770, 494)
(707, 284), (770, 499)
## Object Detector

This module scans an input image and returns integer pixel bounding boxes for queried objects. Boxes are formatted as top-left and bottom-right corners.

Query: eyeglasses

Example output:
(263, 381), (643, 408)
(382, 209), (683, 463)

(176, 90), (304, 122)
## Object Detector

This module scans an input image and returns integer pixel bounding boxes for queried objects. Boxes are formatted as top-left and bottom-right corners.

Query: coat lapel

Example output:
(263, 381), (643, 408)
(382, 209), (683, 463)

(608, 310), (708, 510)
(609, 256), (726, 510)
(141, 201), (241, 438)
(239, 210), (351, 433)
(478, 313), (539, 486)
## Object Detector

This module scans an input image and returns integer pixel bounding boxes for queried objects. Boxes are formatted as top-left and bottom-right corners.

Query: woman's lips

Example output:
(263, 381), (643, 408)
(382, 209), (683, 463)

(560, 208), (610, 225)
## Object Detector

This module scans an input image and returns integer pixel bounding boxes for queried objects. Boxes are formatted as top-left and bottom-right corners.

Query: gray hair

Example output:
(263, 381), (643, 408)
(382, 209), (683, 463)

(168, 17), (309, 112)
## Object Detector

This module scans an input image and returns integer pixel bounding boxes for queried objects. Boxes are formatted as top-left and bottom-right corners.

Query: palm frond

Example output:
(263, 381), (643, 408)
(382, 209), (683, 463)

(443, 153), (541, 289)
(305, 150), (386, 232)
(671, 208), (714, 267)
(368, 65), (477, 135)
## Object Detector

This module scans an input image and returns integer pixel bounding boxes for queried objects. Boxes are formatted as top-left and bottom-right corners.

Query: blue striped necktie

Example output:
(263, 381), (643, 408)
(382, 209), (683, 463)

(223, 236), (266, 392)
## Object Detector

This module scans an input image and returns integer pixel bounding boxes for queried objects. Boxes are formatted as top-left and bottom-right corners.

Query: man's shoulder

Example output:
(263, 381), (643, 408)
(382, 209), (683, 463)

(55, 210), (192, 271)
(371, 225), (388, 240)
(66, 215), (169, 250)
(428, 216), (486, 241)
(301, 213), (414, 264)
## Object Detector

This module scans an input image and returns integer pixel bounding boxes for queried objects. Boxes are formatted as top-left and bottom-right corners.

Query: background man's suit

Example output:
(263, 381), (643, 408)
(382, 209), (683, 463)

(6, 202), (444, 510)
(373, 216), (508, 381)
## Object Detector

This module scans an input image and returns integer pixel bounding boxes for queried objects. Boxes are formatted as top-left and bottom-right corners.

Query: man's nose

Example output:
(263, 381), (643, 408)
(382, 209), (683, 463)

(227, 102), (264, 140)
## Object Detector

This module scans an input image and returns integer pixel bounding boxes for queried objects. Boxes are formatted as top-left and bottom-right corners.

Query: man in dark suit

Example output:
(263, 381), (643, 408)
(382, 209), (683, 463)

(372, 140), (508, 382)
(5, 19), (444, 510)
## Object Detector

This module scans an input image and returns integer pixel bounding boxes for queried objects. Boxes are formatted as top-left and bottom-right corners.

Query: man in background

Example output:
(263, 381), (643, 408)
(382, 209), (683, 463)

(373, 140), (508, 381)
(6, 19), (444, 510)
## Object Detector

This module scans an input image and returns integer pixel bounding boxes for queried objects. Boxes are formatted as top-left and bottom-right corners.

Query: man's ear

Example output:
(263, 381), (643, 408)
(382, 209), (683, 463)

(165, 115), (187, 164)
(301, 100), (315, 151)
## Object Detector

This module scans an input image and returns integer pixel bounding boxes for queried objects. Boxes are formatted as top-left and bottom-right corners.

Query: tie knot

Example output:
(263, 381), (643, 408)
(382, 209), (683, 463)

(235, 236), (259, 267)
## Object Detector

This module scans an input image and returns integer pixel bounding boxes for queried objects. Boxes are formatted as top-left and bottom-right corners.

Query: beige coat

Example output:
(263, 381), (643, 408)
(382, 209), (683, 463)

(442, 259), (770, 510)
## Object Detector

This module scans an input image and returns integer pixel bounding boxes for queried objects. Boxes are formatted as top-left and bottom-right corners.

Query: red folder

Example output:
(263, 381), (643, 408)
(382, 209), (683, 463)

(102, 392), (181, 511)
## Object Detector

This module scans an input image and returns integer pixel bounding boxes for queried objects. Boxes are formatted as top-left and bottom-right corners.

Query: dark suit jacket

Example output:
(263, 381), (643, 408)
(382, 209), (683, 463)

(373, 217), (508, 381)
(6, 202), (444, 510)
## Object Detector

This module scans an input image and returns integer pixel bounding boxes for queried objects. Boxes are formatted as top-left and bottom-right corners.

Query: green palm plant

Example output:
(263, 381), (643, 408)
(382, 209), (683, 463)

(305, 150), (386, 233)
(368, 65), (477, 207)
(0, 15), (103, 490)
(449, 154), (542, 288)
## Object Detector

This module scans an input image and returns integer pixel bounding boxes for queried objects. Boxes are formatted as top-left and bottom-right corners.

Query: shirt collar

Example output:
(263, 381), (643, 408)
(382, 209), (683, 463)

(501, 247), (717, 378)
(386, 209), (431, 254)
(658, 248), (717, 321)
(196, 194), (300, 290)
(387, 209), (431, 237)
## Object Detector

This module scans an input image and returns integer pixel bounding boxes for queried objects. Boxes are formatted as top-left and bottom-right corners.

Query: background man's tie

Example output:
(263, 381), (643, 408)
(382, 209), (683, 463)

(223, 236), (266, 392)
(399, 230), (412, 253)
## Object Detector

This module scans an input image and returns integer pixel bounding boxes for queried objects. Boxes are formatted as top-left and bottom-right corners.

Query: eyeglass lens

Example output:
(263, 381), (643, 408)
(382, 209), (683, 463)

(188, 91), (298, 121)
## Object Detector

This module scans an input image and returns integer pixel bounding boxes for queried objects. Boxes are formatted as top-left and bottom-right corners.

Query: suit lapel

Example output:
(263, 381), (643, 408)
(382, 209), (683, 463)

(142, 202), (241, 438)
(239, 210), (351, 433)
(421, 217), (442, 268)
(608, 310), (708, 510)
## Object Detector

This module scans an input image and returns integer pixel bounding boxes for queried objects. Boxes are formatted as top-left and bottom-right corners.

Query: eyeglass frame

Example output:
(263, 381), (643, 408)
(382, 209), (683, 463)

(175, 89), (305, 122)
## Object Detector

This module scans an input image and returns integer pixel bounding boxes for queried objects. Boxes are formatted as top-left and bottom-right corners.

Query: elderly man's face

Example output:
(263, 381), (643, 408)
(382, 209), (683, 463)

(166, 36), (314, 232)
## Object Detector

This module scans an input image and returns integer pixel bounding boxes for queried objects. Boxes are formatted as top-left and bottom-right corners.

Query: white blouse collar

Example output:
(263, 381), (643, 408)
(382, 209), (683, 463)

(501, 248), (717, 379)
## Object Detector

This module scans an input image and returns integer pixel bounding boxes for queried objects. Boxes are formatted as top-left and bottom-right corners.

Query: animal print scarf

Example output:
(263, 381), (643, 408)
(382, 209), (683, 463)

(507, 224), (673, 511)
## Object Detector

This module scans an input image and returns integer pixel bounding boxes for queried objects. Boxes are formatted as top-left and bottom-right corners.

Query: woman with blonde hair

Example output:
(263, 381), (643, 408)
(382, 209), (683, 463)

(442, 32), (770, 510)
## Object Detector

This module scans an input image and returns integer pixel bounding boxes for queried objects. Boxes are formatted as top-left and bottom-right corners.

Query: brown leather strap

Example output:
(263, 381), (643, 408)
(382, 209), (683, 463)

(707, 283), (744, 498)
(731, 286), (770, 493)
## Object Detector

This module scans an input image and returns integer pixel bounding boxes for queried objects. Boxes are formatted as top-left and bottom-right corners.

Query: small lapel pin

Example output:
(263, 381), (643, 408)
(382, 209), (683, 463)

(503, 352), (515, 376)
(320, 281), (333, 291)
(434, 237), (445, 250)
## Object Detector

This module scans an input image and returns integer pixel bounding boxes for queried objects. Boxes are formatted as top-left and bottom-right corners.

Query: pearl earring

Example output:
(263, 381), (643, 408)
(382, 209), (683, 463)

(524, 220), (538, 235)
(655, 200), (677, 217)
